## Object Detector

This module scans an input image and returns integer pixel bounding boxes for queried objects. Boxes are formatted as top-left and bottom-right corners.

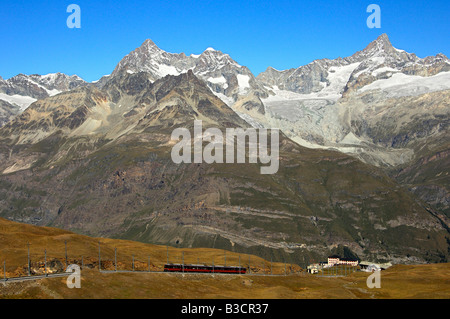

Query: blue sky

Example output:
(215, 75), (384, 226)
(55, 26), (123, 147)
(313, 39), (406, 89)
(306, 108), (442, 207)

(1, 0), (449, 82)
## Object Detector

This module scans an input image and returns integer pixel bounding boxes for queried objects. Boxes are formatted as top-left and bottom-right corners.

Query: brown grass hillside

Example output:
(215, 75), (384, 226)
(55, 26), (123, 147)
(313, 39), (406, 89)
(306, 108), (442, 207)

(0, 217), (298, 277)
(0, 217), (449, 299)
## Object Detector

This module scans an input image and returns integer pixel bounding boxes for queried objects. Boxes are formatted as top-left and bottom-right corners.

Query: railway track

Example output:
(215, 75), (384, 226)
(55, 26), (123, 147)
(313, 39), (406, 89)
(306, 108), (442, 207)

(0, 269), (297, 285)
(1, 272), (70, 284)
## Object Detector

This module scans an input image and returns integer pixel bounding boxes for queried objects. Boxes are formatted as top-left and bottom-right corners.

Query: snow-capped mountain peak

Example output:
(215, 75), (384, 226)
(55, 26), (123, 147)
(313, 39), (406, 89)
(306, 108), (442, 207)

(0, 72), (87, 125)
(360, 33), (395, 56)
(109, 39), (267, 107)
(257, 33), (450, 100)
(197, 48), (241, 71)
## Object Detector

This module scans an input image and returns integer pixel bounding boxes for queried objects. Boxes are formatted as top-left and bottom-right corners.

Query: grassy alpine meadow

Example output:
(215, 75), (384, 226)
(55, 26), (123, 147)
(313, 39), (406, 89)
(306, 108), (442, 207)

(0, 218), (449, 299)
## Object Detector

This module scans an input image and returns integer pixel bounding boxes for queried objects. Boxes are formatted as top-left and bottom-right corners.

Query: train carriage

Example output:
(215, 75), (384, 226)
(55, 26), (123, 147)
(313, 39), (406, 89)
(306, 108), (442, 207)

(164, 263), (246, 274)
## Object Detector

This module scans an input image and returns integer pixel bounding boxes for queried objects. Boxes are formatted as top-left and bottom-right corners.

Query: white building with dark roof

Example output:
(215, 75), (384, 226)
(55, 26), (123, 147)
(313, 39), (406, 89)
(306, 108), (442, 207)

(327, 256), (359, 267)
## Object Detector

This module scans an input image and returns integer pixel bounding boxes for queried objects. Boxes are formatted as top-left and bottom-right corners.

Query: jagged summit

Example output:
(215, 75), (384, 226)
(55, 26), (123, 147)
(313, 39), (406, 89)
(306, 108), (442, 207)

(351, 33), (412, 62)
(257, 33), (450, 97)
(109, 38), (268, 107)
(142, 38), (158, 47)
(371, 33), (392, 48)
(360, 33), (395, 55)
(139, 38), (171, 56)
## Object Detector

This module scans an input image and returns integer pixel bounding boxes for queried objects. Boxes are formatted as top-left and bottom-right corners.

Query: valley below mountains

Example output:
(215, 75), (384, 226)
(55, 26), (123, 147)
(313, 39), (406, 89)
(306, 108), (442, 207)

(0, 34), (449, 265)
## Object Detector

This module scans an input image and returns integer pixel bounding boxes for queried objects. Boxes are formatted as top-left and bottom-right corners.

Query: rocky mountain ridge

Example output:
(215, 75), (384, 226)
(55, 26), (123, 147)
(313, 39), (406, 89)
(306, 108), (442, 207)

(0, 34), (448, 263)
(0, 72), (87, 126)
(257, 34), (450, 97)
(0, 69), (448, 264)
(108, 39), (268, 108)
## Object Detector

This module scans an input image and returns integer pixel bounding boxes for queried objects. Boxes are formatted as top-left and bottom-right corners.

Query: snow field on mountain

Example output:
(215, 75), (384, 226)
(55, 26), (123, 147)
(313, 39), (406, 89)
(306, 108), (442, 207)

(358, 71), (450, 98)
(0, 93), (37, 111)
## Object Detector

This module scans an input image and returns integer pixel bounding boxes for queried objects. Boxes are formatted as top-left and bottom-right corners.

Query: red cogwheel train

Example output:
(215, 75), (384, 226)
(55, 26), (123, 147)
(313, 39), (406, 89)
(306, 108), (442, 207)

(164, 263), (247, 274)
